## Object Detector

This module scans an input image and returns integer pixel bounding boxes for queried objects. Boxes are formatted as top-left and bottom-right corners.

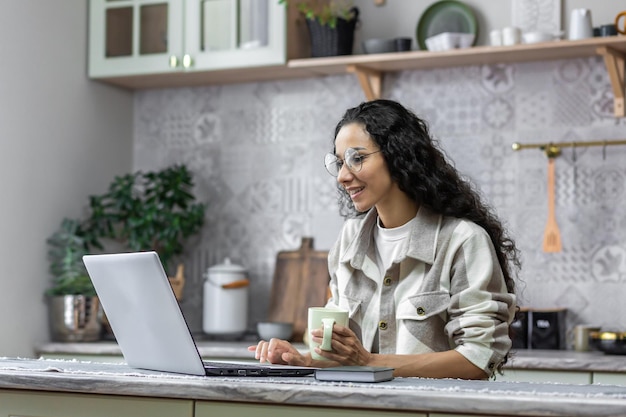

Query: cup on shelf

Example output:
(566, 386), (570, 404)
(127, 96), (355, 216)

(394, 37), (412, 52)
(502, 27), (521, 46)
(617, 11), (626, 35)
(489, 29), (502, 46)
(597, 24), (617, 37)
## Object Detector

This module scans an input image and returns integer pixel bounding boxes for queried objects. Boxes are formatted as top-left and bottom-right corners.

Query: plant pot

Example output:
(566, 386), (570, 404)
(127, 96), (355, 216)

(48, 295), (102, 342)
(305, 7), (359, 57)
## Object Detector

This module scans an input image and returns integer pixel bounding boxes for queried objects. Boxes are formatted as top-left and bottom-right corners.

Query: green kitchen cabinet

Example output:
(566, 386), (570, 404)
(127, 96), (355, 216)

(593, 372), (626, 385)
(497, 369), (592, 384)
(0, 389), (193, 417)
(195, 401), (427, 417)
(88, 0), (286, 78)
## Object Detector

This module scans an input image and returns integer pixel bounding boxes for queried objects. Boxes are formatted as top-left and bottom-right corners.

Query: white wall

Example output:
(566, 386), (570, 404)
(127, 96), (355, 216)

(0, 1), (133, 356)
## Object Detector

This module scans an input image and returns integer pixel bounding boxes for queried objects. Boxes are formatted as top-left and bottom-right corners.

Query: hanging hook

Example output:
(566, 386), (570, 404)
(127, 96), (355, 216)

(543, 143), (561, 158)
(602, 140), (607, 161)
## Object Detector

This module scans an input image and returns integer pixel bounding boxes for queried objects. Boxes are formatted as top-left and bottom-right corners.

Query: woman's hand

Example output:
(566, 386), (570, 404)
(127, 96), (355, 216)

(247, 339), (311, 366)
(310, 324), (373, 365)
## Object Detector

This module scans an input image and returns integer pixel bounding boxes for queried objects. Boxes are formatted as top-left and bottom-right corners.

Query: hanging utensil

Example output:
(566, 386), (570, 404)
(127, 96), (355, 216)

(543, 157), (562, 252)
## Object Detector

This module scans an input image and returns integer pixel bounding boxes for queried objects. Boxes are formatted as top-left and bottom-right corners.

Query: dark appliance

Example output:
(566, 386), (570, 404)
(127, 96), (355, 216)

(511, 307), (567, 350)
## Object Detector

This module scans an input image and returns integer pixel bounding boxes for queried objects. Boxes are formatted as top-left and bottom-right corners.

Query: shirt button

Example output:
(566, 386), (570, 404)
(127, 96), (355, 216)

(416, 307), (426, 316)
(378, 321), (388, 330)
(383, 276), (392, 286)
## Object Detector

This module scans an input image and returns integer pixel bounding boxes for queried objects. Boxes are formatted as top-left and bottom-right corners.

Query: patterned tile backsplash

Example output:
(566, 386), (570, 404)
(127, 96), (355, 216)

(135, 56), (626, 347)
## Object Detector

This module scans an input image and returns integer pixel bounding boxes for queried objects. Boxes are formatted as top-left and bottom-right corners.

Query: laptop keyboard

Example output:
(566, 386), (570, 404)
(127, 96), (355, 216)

(202, 360), (260, 369)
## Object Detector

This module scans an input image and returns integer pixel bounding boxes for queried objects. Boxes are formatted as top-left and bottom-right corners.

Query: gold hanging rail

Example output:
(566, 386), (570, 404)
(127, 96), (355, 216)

(512, 139), (626, 158)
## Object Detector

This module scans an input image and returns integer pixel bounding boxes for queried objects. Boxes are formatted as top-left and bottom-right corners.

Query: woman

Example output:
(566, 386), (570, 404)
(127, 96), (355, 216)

(249, 99), (520, 379)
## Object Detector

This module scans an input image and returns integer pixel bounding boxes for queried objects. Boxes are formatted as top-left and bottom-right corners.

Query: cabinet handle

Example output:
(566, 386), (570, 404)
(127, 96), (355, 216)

(182, 54), (193, 69)
(169, 55), (179, 68)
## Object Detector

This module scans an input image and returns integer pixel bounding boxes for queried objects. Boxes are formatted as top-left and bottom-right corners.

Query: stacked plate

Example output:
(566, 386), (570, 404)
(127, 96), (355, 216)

(416, 0), (478, 50)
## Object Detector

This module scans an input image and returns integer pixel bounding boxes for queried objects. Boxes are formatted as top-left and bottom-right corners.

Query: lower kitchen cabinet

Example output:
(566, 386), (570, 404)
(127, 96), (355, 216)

(497, 369), (592, 384)
(195, 401), (427, 417)
(593, 372), (626, 385)
(0, 389), (193, 417)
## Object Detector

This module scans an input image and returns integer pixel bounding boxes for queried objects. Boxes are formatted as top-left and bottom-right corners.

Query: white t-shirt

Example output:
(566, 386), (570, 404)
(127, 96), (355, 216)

(374, 216), (415, 275)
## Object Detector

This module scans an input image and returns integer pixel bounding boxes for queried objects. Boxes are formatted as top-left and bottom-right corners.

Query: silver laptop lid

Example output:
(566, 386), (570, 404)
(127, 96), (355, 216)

(83, 251), (206, 376)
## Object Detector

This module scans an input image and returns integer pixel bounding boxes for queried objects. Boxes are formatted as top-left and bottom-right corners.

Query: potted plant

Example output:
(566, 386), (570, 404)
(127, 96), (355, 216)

(280, 0), (359, 57)
(45, 218), (102, 342)
(81, 164), (206, 301)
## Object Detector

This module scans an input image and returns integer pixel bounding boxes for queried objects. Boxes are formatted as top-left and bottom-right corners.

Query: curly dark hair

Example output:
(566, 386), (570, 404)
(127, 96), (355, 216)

(332, 99), (520, 298)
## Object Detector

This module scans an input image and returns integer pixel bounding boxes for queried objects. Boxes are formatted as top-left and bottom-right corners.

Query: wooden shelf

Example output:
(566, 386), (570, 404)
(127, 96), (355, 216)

(95, 36), (626, 117)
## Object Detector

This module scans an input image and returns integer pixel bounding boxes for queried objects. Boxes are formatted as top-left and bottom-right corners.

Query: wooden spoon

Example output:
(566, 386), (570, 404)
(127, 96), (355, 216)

(543, 157), (562, 252)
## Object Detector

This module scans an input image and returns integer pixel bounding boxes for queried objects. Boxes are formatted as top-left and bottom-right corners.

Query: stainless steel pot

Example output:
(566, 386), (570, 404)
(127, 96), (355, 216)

(589, 330), (626, 355)
(202, 258), (249, 338)
(48, 295), (102, 342)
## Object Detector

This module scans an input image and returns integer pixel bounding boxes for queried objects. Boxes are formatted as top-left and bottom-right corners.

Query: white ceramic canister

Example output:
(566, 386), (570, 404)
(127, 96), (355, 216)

(203, 258), (249, 337)
(569, 8), (593, 40)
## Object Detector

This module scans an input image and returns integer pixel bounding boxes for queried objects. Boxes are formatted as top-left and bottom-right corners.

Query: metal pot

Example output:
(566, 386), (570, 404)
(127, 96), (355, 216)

(48, 295), (102, 342)
(202, 258), (249, 338)
(589, 330), (626, 355)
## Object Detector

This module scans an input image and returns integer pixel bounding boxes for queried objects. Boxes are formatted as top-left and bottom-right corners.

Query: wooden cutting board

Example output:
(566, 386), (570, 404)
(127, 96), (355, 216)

(268, 237), (331, 342)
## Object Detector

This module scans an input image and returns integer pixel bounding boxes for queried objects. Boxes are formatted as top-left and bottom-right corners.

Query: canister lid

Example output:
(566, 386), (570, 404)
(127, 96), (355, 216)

(207, 258), (246, 273)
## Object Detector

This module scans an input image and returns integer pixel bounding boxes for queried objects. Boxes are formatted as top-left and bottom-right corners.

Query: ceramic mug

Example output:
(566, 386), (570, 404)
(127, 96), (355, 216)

(502, 27), (521, 46)
(616, 11), (626, 35)
(307, 307), (349, 361)
(489, 29), (502, 46)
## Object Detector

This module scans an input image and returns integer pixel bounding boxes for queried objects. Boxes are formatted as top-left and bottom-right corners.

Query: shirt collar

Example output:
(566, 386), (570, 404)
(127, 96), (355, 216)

(340, 205), (441, 267)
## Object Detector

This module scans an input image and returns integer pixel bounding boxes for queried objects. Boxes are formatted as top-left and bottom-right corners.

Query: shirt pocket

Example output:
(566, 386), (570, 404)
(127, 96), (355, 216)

(397, 291), (450, 321)
(340, 294), (364, 322)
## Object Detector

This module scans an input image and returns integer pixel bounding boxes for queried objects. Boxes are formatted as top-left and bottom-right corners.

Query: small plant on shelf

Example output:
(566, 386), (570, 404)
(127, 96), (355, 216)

(279, 0), (359, 57)
(279, 0), (357, 28)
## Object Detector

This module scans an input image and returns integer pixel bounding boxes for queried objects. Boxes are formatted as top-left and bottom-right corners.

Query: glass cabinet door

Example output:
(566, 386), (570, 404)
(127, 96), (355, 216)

(89, 0), (184, 77)
(89, 0), (286, 79)
(184, 0), (286, 71)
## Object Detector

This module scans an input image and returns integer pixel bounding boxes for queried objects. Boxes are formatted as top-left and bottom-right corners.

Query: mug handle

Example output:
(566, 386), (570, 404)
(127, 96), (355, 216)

(320, 318), (336, 351)
(617, 11), (626, 35)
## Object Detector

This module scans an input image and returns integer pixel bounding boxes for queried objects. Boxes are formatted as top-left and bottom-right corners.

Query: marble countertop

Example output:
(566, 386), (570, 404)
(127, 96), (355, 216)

(2, 357), (626, 417)
(36, 341), (626, 373)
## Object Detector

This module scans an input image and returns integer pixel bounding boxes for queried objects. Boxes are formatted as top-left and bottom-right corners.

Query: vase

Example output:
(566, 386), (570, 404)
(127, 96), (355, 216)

(48, 295), (102, 342)
(305, 7), (359, 57)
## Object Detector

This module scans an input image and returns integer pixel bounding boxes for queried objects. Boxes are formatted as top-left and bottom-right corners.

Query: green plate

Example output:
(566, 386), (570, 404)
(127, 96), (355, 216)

(416, 0), (478, 50)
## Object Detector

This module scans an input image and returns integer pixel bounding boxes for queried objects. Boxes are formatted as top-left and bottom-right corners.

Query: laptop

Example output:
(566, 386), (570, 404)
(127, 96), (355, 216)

(82, 251), (316, 377)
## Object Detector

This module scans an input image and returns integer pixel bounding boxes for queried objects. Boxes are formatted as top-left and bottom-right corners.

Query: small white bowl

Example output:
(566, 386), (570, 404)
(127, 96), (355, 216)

(425, 32), (475, 51)
(257, 321), (293, 340)
(522, 31), (555, 44)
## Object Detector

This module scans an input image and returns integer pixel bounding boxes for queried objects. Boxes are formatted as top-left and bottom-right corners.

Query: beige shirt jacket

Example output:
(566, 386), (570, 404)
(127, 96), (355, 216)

(326, 206), (516, 376)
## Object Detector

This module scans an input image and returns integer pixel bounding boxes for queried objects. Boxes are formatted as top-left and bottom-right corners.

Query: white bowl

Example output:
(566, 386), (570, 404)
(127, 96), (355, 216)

(425, 32), (475, 51)
(257, 321), (293, 340)
(522, 31), (555, 44)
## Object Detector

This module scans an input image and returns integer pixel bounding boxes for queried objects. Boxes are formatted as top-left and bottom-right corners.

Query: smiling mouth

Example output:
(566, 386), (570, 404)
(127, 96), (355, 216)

(347, 187), (364, 198)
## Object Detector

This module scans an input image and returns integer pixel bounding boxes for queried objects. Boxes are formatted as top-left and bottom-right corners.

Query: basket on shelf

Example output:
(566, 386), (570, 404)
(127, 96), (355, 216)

(305, 7), (359, 57)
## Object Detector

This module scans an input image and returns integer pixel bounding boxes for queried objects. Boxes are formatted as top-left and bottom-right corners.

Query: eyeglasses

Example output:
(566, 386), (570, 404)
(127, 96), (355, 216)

(324, 148), (382, 177)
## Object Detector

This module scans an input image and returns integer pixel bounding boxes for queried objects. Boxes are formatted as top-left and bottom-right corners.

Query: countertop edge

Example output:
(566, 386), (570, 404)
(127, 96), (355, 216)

(2, 362), (626, 417)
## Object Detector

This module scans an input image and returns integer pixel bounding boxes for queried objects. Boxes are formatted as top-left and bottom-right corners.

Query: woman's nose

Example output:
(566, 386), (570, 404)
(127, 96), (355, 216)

(336, 163), (353, 182)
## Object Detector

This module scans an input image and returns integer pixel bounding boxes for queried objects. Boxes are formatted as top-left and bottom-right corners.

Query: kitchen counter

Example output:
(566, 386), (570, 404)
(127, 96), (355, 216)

(2, 357), (626, 417)
(35, 341), (626, 373)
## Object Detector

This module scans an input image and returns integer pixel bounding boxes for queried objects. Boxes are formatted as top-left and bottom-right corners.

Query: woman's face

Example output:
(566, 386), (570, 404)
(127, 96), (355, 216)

(334, 123), (402, 213)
